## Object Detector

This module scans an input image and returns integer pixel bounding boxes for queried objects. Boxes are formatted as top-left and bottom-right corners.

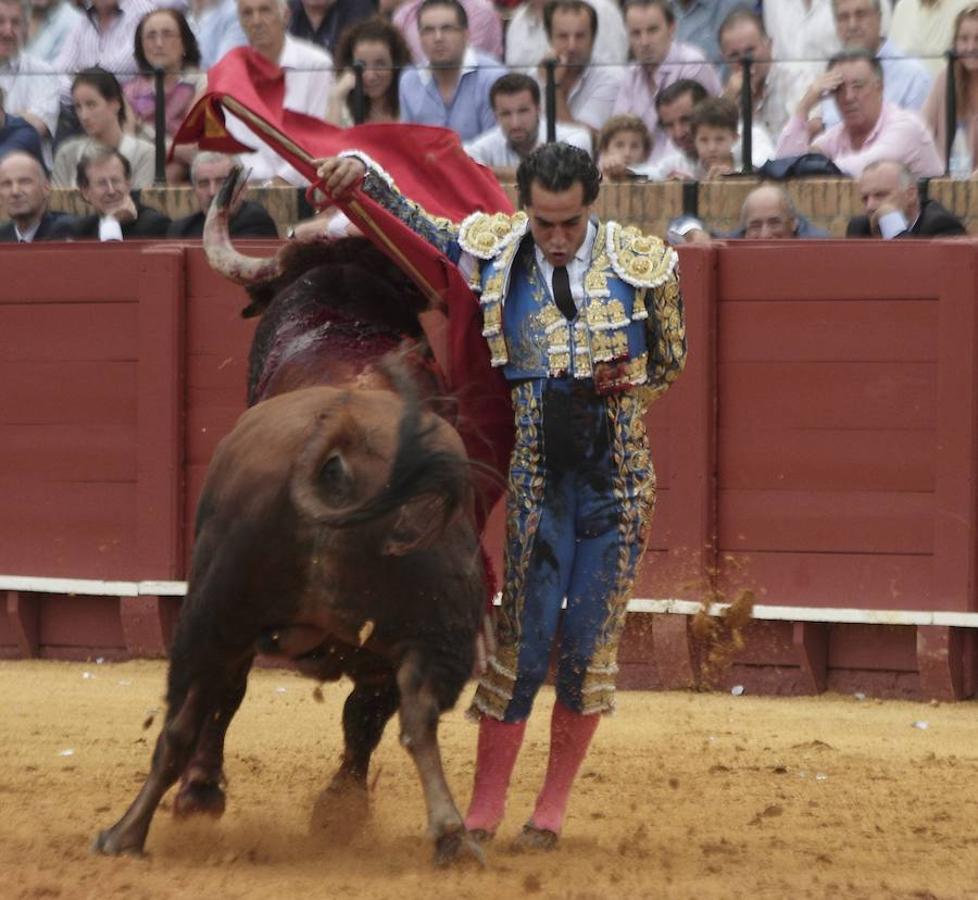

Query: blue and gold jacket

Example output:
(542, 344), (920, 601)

(351, 154), (686, 400)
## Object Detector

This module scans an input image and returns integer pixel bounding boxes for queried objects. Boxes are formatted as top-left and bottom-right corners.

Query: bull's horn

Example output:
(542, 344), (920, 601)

(203, 164), (284, 286)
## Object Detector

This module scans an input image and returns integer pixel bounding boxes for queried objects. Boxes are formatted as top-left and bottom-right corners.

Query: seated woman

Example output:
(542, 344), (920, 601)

(923, 4), (978, 178)
(52, 68), (156, 189)
(124, 8), (205, 183)
(326, 17), (411, 126)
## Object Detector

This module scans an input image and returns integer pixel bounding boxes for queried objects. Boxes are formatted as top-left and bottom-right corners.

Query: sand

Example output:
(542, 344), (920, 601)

(3, 658), (978, 900)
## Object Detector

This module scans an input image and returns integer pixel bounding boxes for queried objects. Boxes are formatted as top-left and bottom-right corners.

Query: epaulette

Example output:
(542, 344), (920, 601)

(458, 210), (529, 260)
(605, 221), (678, 289)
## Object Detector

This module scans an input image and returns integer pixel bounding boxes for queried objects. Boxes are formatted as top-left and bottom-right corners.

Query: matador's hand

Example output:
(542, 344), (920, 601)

(314, 156), (366, 200)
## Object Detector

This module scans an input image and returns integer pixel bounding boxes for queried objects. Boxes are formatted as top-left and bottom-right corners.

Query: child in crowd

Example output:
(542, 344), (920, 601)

(596, 114), (651, 179)
(690, 97), (740, 180)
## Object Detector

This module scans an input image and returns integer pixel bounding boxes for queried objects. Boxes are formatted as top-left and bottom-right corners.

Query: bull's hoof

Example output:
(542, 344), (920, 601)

(172, 779), (227, 819)
(91, 826), (146, 857)
(309, 776), (369, 843)
(509, 824), (559, 853)
(434, 826), (487, 868)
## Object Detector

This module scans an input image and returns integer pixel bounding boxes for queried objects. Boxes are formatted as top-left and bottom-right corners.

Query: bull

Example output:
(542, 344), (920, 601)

(94, 170), (493, 866)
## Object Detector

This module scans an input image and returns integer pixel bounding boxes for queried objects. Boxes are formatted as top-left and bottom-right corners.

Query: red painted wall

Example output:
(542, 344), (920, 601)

(1, 240), (976, 699)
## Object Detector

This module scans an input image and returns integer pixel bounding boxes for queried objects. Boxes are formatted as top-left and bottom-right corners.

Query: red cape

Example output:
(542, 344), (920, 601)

(173, 47), (515, 526)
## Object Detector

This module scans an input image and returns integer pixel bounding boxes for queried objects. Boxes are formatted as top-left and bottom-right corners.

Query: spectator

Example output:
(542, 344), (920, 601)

(667, 182), (830, 241)
(391, 0), (502, 64)
(65, 144), (170, 240)
(24, 0), (82, 64)
(719, 6), (806, 142)
(56, 0), (180, 88)
(0, 149), (71, 241)
(52, 68), (155, 188)
(0, 0), (61, 149)
(595, 113), (653, 178)
(188, 0), (247, 68)
(0, 87), (43, 162)
(167, 151), (279, 236)
(230, 0), (334, 184)
(464, 72), (592, 179)
(889, 0), (974, 77)
(846, 158), (966, 237)
(689, 95), (740, 177)
(326, 16), (410, 125)
(125, 9), (204, 140)
(538, 0), (624, 135)
(819, 0), (931, 129)
(672, 0), (744, 64)
(775, 48), (943, 178)
(288, 0), (374, 55)
(654, 77), (706, 168)
(923, 4), (978, 177)
(397, 0), (501, 142)
(734, 183), (828, 237)
(613, 0), (720, 155)
(505, 0), (628, 68)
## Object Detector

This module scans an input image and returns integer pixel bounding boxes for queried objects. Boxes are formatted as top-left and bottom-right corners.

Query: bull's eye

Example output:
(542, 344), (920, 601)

(318, 452), (354, 503)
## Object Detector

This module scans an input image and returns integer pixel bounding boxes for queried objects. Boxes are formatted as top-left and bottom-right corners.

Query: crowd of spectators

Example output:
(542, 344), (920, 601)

(0, 0), (975, 241)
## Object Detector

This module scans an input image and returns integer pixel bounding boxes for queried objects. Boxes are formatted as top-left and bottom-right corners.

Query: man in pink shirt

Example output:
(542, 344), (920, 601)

(612, 0), (720, 156)
(775, 48), (942, 179)
(390, 0), (502, 63)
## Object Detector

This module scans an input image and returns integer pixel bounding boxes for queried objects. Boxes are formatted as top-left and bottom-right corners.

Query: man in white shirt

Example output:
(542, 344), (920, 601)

(464, 72), (592, 179)
(0, 0), (60, 149)
(230, 0), (333, 184)
(536, 0), (623, 135)
(505, 0), (627, 68)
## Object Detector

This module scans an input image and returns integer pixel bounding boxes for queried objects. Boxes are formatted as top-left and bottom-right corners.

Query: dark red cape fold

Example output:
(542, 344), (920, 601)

(173, 47), (515, 528)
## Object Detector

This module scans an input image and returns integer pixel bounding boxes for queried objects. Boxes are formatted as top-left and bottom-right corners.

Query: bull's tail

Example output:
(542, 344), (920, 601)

(290, 359), (475, 548)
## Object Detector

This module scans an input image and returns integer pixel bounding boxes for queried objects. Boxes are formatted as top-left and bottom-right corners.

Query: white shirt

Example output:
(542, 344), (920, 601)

(538, 64), (623, 133)
(464, 120), (593, 167)
(535, 220), (597, 310)
(229, 34), (334, 184)
(24, 1), (83, 64)
(14, 219), (42, 242)
(0, 52), (61, 138)
(506, 0), (628, 67)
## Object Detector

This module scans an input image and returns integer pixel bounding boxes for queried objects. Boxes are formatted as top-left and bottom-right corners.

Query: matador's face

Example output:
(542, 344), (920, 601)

(525, 181), (591, 268)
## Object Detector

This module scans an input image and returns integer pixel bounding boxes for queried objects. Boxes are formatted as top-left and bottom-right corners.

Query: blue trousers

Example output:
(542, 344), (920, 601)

(471, 378), (656, 721)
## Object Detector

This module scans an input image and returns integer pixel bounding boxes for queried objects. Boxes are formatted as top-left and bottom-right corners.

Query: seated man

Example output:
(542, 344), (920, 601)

(734, 183), (828, 238)
(775, 48), (943, 179)
(168, 152), (279, 238)
(819, 0), (931, 129)
(398, 0), (501, 142)
(847, 159), (966, 238)
(464, 73), (592, 180)
(668, 183), (828, 242)
(64, 145), (170, 241)
(537, 0), (624, 135)
(0, 150), (71, 241)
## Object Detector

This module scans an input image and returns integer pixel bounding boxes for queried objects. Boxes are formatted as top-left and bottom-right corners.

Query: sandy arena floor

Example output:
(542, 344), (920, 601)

(2, 659), (978, 899)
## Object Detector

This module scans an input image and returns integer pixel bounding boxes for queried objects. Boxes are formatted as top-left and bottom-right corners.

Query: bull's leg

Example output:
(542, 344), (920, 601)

(94, 684), (211, 856)
(310, 674), (399, 841)
(173, 655), (253, 819)
(395, 650), (484, 868)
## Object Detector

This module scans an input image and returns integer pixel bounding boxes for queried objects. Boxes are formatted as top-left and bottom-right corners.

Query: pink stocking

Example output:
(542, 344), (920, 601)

(463, 716), (527, 834)
(528, 701), (600, 834)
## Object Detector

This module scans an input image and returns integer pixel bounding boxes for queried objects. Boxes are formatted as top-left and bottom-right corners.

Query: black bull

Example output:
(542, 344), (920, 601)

(94, 191), (497, 866)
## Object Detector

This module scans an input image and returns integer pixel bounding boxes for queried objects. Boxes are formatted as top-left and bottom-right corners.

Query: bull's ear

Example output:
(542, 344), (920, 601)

(383, 496), (449, 556)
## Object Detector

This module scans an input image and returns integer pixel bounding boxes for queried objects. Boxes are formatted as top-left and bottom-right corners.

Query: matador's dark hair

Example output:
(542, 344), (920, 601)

(516, 142), (601, 208)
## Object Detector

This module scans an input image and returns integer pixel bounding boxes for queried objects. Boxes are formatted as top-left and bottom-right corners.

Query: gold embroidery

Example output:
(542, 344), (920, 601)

(458, 210), (529, 259)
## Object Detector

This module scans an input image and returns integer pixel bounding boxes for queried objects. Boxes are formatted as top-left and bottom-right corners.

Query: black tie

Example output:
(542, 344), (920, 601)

(552, 265), (576, 321)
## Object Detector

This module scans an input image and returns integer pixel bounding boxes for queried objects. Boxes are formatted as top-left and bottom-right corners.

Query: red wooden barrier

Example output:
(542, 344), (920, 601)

(1, 240), (976, 699)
